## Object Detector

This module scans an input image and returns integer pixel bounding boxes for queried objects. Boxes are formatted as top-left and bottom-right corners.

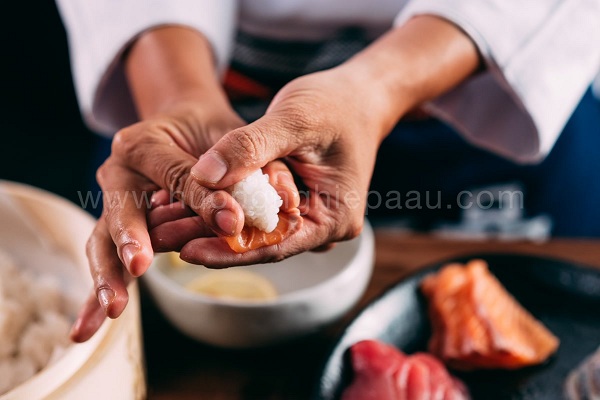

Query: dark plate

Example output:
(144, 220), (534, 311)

(314, 254), (600, 400)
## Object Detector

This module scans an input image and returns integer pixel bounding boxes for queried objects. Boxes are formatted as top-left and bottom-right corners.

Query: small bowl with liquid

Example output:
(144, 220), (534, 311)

(142, 221), (375, 348)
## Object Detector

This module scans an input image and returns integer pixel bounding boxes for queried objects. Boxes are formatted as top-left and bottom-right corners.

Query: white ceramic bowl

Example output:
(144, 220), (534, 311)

(143, 221), (375, 348)
(0, 181), (145, 400)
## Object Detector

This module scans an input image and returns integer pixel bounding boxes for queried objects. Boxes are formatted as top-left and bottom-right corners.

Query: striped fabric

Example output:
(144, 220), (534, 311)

(225, 28), (373, 121)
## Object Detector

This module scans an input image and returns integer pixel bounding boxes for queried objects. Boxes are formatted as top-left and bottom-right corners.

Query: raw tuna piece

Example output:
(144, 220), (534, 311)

(342, 340), (469, 400)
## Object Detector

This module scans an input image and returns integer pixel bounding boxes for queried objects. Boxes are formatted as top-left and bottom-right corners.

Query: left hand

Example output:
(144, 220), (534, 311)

(70, 102), (248, 342)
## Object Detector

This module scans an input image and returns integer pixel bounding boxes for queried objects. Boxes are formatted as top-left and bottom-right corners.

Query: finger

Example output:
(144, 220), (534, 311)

(150, 189), (172, 209)
(70, 292), (107, 343)
(98, 165), (155, 277)
(147, 201), (195, 229)
(72, 217), (134, 342)
(189, 115), (302, 189)
(111, 126), (244, 236)
(86, 217), (131, 315)
(179, 219), (323, 268)
(262, 161), (300, 211)
(150, 217), (215, 252)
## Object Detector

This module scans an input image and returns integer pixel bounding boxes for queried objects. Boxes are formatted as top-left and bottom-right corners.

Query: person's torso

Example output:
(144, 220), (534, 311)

(238, 0), (404, 41)
(227, 0), (407, 119)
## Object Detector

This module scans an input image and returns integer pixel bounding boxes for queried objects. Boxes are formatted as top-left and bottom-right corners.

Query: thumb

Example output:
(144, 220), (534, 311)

(190, 116), (295, 188)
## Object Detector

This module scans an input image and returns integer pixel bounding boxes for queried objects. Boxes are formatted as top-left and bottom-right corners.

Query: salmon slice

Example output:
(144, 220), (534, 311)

(421, 260), (560, 370)
(224, 208), (302, 253)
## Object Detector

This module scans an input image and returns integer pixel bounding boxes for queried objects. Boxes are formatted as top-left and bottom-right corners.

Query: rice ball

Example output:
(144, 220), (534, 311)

(228, 169), (283, 233)
(0, 250), (72, 395)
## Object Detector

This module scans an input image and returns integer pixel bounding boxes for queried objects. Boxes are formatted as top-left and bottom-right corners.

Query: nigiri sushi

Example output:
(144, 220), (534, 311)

(421, 260), (560, 370)
(224, 169), (302, 253)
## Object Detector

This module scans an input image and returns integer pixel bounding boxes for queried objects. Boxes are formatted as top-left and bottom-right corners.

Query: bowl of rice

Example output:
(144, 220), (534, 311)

(143, 220), (375, 348)
(0, 181), (145, 399)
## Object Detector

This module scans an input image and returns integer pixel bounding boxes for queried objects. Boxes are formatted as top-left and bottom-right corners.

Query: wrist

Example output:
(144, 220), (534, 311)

(333, 61), (415, 144)
(339, 15), (480, 140)
(125, 26), (231, 121)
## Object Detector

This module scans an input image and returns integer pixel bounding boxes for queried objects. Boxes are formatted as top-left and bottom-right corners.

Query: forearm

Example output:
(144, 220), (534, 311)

(125, 26), (232, 120)
(339, 15), (481, 139)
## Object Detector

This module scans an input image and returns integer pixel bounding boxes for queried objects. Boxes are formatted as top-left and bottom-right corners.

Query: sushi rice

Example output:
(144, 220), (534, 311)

(227, 169), (283, 233)
(0, 250), (71, 395)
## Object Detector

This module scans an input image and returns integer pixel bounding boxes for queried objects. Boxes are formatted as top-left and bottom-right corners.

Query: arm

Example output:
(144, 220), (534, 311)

(55, 0), (237, 132)
(396, 0), (600, 162)
(125, 26), (230, 120)
(339, 15), (481, 142)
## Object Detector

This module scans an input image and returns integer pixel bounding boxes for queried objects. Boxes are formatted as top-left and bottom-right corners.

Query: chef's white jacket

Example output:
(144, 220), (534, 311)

(56, 0), (600, 164)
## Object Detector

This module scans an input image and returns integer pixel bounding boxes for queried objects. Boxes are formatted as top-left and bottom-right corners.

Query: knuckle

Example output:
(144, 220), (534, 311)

(163, 162), (190, 196)
(112, 225), (136, 252)
(333, 218), (363, 242)
(95, 162), (109, 187)
(102, 194), (121, 221)
(227, 128), (266, 164)
(345, 220), (364, 240)
(112, 123), (159, 167)
(277, 103), (331, 151)
(111, 127), (138, 157)
(284, 105), (317, 132)
(181, 176), (212, 213)
(201, 191), (226, 213)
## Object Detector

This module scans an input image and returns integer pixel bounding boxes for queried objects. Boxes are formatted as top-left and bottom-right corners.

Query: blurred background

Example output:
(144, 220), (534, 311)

(1, 1), (95, 205)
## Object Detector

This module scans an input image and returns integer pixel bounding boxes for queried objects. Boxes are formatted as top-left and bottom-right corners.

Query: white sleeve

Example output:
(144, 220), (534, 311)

(395, 0), (600, 164)
(56, 0), (237, 135)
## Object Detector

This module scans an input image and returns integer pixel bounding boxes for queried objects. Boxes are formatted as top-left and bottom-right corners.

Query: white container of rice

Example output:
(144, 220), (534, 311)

(0, 181), (145, 400)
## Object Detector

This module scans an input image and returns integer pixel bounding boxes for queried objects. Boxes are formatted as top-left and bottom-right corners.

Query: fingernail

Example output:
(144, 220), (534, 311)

(97, 288), (116, 311)
(191, 152), (228, 184)
(215, 209), (238, 236)
(121, 244), (138, 270)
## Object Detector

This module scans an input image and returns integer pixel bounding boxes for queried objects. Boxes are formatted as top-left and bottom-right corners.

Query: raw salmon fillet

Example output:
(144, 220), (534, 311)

(342, 340), (470, 400)
(224, 209), (302, 253)
(421, 260), (560, 370)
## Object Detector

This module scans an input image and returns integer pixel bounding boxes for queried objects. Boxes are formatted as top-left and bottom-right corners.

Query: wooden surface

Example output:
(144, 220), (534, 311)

(142, 231), (600, 400)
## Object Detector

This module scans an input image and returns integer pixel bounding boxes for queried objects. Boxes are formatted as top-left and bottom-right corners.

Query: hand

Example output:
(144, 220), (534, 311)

(149, 68), (389, 267)
(70, 103), (247, 342)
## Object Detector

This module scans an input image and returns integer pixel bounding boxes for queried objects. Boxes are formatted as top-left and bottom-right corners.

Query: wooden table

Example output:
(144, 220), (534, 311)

(142, 231), (600, 400)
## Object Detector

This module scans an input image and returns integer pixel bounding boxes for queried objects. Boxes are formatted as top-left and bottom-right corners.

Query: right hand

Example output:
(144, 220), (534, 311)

(148, 66), (395, 267)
